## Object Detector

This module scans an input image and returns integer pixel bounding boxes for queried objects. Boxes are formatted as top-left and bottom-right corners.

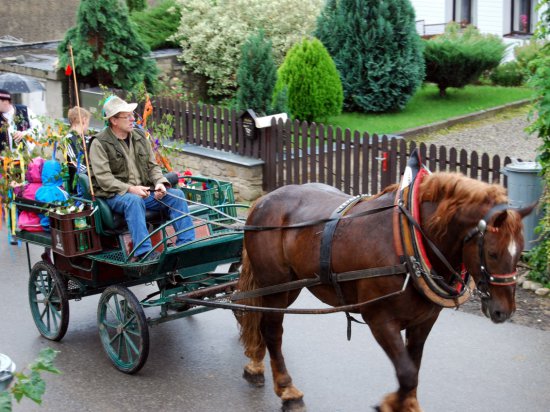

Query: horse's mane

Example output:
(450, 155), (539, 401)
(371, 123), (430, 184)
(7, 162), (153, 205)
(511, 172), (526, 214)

(417, 172), (508, 238)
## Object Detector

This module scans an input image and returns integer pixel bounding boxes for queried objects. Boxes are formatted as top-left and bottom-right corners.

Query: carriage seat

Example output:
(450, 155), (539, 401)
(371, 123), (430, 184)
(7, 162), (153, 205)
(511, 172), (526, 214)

(77, 174), (167, 234)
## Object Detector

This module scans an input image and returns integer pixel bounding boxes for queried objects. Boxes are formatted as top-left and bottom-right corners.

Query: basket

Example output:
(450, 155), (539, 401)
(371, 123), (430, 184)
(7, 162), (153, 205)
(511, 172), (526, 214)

(49, 208), (102, 257)
(180, 179), (236, 221)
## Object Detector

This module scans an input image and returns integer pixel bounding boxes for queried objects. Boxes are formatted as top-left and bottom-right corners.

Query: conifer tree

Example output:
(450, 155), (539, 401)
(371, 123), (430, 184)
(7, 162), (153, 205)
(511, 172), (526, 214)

(273, 38), (343, 122)
(236, 30), (278, 115)
(315, 0), (424, 112)
(58, 0), (158, 93)
(127, 0), (147, 12)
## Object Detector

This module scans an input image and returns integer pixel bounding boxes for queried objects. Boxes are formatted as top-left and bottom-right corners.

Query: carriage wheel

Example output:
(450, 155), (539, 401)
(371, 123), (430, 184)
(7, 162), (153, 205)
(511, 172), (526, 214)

(97, 285), (149, 374)
(28, 261), (70, 341)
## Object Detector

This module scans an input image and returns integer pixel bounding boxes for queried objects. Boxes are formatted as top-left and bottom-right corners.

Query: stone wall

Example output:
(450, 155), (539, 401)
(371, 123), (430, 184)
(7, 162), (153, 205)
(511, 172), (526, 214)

(1, 0), (159, 43)
(0, 0), (79, 43)
(168, 148), (265, 202)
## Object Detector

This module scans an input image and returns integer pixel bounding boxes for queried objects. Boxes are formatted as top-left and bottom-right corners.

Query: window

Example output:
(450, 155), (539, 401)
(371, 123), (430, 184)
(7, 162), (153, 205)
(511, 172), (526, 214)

(511, 0), (536, 34)
(453, 0), (475, 26)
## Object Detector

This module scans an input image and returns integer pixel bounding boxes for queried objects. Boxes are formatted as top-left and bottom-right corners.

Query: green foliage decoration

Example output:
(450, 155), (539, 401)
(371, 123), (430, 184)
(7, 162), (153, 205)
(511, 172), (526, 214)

(0, 348), (60, 412)
(489, 61), (525, 87)
(424, 23), (506, 96)
(131, 0), (182, 50)
(526, 0), (550, 285)
(173, 0), (325, 100)
(57, 0), (159, 93)
(315, 0), (425, 112)
(236, 30), (278, 115)
(274, 38), (343, 123)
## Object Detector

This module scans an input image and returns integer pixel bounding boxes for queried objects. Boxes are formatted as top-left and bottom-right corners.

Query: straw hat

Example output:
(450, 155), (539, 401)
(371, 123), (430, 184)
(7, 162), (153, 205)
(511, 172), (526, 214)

(102, 96), (137, 119)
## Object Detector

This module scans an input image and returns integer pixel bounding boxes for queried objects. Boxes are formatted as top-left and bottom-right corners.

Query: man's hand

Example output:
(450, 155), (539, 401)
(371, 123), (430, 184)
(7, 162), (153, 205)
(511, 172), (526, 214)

(154, 183), (167, 200)
(128, 185), (150, 198)
(13, 131), (24, 144)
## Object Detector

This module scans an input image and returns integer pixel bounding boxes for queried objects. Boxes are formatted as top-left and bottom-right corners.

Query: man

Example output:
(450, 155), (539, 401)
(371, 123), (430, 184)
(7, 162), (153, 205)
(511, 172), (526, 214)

(0, 89), (40, 153)
(88, 96), (195, 261)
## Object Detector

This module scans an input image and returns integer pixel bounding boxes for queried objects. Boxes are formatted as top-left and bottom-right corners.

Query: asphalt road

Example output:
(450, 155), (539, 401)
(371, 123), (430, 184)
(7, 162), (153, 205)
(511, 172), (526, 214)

(1, 230), (549, 412)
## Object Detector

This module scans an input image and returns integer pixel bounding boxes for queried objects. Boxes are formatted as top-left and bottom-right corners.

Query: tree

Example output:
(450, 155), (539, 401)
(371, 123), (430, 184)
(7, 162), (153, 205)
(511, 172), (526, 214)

(315, 0), (424, 112)
(424, 23), (506, 97)
(274, 38), (343, 122)
(58, 0), (158, 93)
(526, 0), (550, 284)
(173, 0), (325, 100)
(236, 30), (278, 115)
(131, 0), (182, 50)
(127, 0), (146, 12)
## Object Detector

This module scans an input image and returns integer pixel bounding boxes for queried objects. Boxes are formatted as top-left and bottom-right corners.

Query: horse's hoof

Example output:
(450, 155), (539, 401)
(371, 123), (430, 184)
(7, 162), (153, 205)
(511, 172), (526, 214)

(243, 369), (265, 387)
(373, 407), (381, 412)
(282, 398), (306, 412)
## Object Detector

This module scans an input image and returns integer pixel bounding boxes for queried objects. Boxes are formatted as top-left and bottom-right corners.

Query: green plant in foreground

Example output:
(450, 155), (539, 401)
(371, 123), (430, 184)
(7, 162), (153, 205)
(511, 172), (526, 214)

(525, 1), (550, 286)
(0, 348), (60, 412)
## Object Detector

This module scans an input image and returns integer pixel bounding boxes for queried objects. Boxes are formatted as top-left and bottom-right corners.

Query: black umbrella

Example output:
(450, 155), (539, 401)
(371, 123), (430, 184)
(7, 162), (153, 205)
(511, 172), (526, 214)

(0, 73), (45, 93)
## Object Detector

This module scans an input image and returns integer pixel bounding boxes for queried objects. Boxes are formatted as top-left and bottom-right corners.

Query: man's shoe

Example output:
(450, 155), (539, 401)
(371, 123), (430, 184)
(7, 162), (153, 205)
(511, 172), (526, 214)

(130, 250), (161, 263)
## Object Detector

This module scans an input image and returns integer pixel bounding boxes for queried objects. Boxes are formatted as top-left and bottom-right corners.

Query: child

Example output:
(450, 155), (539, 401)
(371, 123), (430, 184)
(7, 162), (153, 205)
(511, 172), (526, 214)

(35, 160), (69, 231)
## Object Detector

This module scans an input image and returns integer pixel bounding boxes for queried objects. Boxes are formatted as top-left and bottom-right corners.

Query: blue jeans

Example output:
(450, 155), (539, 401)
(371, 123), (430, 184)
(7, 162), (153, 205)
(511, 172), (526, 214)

(105, 188), (195, 256)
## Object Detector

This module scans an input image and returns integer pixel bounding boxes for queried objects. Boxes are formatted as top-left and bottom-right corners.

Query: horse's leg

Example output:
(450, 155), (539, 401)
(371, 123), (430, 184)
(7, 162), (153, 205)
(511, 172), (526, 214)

(403, 314), (440, 403)
(261, 294), (305, 412)
(369, 322), (423, 412)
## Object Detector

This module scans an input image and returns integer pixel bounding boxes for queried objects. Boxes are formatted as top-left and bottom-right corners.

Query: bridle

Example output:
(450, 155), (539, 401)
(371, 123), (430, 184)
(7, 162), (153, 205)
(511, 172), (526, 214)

(462, 203), (518, 298)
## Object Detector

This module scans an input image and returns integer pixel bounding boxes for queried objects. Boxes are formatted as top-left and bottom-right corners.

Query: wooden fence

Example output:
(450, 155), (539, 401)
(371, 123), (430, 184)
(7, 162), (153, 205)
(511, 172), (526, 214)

(150, 99), (513, 195)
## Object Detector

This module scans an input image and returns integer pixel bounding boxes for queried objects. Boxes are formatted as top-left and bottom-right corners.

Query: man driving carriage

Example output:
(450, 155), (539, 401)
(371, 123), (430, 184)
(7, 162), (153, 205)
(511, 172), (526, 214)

(88, 96), (195, 261)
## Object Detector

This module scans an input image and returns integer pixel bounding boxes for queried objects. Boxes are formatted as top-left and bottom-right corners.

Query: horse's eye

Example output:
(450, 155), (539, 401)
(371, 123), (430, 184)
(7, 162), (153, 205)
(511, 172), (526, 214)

(488, 252), (498, 260)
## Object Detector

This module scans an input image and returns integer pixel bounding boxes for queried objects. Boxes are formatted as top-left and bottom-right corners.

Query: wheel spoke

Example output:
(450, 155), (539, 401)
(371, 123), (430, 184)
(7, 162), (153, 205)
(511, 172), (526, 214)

(49, 304), (59, 330)
(122, 331), (140, 356)
(105, 300), (121, 322)
(101, 320), (120, 330)
(123, 333), (134, 363)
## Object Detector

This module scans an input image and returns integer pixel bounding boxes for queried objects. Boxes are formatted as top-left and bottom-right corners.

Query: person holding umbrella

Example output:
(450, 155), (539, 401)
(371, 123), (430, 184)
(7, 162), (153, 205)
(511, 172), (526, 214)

(0, 89), (42, 153)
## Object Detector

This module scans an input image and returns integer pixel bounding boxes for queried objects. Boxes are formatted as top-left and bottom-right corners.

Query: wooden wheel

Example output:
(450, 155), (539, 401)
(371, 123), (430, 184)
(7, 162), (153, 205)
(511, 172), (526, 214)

(28, 261), (69, 341)
(97, 285), (149, 374)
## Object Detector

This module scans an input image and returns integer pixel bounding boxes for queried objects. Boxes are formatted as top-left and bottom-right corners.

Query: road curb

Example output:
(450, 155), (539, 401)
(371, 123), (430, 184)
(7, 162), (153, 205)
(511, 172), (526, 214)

(395, 99), (532, 139)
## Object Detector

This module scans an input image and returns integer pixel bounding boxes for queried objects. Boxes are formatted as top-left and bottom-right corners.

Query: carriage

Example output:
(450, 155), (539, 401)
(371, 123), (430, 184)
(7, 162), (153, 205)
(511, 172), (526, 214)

(11, 149), (534, 412)
(13, 175), (247, 374)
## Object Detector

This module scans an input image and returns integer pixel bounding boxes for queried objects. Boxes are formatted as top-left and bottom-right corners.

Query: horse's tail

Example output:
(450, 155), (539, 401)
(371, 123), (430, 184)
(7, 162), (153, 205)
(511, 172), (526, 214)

(237, 246), (265, 357)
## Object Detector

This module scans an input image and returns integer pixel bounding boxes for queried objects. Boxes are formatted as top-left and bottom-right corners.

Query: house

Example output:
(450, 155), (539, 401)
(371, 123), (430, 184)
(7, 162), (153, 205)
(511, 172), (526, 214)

(411, 0), (546, 59)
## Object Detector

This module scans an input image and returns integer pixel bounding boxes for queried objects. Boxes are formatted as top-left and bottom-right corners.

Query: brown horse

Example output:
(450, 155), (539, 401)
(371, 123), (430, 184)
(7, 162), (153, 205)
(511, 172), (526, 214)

(237, 172), (534, 412)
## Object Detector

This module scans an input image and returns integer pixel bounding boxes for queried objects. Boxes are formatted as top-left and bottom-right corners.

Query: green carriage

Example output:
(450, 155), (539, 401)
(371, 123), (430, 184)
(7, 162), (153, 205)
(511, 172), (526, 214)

(15, 176), (246, 374)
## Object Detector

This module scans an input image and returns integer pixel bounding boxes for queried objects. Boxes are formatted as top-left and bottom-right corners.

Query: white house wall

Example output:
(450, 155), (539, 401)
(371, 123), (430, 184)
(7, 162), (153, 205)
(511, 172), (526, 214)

(409, 0), (446, 24)
(477, 0), (505, 36)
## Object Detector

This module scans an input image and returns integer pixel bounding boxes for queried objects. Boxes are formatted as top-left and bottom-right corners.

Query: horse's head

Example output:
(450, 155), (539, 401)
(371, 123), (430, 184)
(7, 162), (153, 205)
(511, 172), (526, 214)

(461, 204), (535, 323)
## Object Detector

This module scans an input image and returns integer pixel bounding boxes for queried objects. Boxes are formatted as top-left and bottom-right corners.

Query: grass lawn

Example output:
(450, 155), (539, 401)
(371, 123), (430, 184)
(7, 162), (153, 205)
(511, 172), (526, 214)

(326, 84), (533, 135)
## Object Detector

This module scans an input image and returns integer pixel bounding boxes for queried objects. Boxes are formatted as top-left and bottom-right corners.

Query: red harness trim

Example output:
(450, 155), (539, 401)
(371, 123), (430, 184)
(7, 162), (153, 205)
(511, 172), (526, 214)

(488, 271), (518, 286)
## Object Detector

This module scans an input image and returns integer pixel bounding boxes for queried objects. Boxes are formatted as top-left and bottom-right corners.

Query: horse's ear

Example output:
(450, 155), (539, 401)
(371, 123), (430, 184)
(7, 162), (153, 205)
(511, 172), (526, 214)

(492, 210), (509, 228)
(517, 202), (538, 219)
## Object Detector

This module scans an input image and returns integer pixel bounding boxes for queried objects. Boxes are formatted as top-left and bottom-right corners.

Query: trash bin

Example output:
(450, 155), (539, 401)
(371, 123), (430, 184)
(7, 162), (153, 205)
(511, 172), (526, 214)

(503, 160), (544, 251)
(0, 353), (16, 391)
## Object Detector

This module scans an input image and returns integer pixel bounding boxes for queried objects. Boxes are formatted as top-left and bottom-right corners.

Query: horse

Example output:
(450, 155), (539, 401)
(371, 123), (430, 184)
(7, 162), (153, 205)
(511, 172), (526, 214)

(237, 171), (534, 412)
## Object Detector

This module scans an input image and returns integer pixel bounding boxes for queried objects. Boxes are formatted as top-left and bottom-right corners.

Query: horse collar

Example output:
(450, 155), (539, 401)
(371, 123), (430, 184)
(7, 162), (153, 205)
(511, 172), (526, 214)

(394, 150), (475, 308)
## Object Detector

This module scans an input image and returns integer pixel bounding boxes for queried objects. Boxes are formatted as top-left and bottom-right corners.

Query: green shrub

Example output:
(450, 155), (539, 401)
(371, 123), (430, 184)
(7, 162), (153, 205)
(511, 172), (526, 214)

(274, 38), (343, 122)
(515, 40), (545, 72)
(315, 0), (424, 112)
(489, 61), (525, 86)
(131, 0), (181, 50)
(174, 0), (324, 100)
(236, 30), (278, 115)
(424, 23), (506, 96)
